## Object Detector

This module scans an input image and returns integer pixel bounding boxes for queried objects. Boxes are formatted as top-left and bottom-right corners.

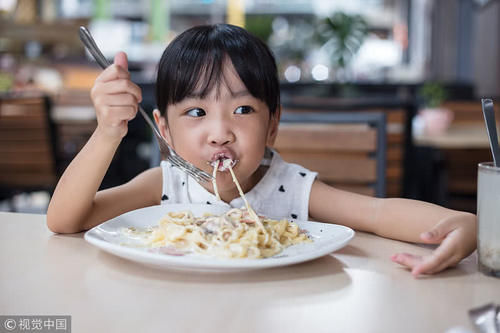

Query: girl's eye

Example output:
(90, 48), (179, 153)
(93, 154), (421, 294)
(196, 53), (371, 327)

(234, 106), (254, 114)
(186, 108), (206, 117)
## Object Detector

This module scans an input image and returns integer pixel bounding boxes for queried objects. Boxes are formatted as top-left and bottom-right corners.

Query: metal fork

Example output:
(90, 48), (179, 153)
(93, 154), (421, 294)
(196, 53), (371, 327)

(79, 26), (212, 183)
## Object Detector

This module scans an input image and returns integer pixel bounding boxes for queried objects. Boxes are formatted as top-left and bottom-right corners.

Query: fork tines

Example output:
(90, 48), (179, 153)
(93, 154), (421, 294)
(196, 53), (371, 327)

(168, 154), (212, 182)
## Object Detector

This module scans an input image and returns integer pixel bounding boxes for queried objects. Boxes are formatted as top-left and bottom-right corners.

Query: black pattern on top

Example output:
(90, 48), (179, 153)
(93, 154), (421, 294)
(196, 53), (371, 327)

(279, 185), (285, 192)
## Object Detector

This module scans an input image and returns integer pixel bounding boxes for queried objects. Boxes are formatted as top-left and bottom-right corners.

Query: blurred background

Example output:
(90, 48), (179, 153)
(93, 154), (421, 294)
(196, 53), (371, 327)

(0, 0), (499, 213)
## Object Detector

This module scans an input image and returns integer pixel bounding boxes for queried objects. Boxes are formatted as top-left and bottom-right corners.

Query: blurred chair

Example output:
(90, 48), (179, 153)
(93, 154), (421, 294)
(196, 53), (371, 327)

(280, 100), (406, 198)
(0, 94), (58, 206)
(274, 112), (386, 197)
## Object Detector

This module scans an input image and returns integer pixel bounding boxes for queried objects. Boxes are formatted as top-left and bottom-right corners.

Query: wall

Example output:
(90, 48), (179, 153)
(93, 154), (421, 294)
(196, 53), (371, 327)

(430, 0), (500, 97)
(472, 1), (500, 97)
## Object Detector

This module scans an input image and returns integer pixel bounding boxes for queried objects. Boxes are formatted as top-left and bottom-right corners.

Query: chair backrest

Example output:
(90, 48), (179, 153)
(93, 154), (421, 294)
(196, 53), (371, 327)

(0, 95), (58, 193)
(280, 101), (405, 198)
(274, 112), (386, 197)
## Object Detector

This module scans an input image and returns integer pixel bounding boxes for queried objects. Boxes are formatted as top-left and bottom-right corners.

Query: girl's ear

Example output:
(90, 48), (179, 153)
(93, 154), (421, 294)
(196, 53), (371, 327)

(153, 109), (173, 145)
(266, 105), (282, 147)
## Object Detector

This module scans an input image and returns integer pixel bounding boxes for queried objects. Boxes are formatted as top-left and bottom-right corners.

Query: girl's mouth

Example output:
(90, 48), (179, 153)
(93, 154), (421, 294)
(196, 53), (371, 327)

(210, 152), (238, 172)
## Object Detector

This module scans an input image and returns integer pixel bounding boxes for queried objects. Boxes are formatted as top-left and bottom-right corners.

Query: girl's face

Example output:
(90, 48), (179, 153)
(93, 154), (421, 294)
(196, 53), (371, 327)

(154, 62), (280, 200)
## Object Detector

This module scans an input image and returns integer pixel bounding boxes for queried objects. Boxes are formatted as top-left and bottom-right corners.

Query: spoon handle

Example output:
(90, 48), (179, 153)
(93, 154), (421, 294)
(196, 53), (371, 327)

(481, 98), (500, 167)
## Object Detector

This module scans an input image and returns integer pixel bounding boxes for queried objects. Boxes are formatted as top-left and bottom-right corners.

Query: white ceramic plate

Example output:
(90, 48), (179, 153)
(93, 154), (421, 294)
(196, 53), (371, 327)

(84, 204), (355, 272)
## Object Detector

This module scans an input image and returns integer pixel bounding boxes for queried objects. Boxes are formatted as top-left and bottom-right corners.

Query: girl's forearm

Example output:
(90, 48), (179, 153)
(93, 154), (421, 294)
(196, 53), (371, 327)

(47, 129), (121, 233)
(373, 198), (475, 242)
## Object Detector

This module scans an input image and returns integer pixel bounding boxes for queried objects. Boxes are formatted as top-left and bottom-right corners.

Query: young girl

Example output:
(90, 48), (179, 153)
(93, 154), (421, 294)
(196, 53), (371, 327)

(47, 24), (476, 277)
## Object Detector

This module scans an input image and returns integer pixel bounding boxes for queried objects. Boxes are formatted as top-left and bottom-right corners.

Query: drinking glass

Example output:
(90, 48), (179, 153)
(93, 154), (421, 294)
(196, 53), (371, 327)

(477, 162), (500, 277)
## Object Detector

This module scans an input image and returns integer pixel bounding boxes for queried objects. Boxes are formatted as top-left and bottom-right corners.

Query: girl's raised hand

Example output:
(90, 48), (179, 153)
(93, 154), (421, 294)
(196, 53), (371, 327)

(390, 214), (477, 277)
(90, 51), (142, 142)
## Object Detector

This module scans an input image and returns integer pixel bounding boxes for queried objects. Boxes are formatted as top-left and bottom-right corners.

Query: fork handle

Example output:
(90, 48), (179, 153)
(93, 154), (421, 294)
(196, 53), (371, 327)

(79, 27), (111, 69)
(137, 105), (164, 139)
(79, 26), (164, 139)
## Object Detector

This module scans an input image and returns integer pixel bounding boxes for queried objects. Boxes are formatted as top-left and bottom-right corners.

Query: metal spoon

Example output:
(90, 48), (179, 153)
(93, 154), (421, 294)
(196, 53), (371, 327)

(481, 98), (500, 167)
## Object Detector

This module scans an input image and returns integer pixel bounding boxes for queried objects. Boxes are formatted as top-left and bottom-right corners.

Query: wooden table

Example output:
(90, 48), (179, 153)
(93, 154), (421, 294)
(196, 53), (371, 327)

(412, 123), (494, 211)
(413, 123), (491, 149)
(1, 212), (499, 333)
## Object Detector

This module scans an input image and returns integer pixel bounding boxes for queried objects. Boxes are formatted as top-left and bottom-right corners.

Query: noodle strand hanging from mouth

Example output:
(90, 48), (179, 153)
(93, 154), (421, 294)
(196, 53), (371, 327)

(212, 159), (221, 201)
(226, 163), (265, 233)
(212, 159), (265, 231)
(211, 158), (265, 234)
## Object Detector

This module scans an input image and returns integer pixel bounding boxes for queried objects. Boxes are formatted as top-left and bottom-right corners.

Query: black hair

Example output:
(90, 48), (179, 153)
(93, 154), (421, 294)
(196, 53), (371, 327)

(155, 24), (280, 118)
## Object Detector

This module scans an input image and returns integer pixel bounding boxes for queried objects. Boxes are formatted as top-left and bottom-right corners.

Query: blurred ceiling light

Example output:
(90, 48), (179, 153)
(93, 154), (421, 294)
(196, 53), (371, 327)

(284, 65), (301, 82)
(0, 0), (16, 12)
(61, 0), (79, 18)
(352, 37), (402, 68)
(311, 64), (329, 81)
(272, 16), (288, 34)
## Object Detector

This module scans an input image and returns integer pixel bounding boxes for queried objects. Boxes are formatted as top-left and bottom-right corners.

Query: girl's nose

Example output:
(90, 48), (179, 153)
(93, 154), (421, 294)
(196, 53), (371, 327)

(207, 120), (235, 146)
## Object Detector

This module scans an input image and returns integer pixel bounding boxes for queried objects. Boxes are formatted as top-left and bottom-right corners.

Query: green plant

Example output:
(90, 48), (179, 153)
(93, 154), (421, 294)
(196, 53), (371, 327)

(245, 15), (274, 43)
(0, 72), (13, 92)
(419, 82), (448, 108)
(316, 12), (368, 69)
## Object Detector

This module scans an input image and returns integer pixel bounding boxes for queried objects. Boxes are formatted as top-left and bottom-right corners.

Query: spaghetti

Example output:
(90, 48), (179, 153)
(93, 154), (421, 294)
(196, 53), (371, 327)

(124, 158), (311, 258)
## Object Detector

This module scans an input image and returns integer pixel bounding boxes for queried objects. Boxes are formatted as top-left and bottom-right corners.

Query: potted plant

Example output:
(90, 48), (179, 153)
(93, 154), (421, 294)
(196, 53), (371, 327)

(415, 82), (453, 135)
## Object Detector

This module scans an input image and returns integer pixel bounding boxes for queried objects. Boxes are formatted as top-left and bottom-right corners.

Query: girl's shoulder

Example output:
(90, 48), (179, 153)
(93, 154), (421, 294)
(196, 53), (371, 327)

(132, 166), (162, 183)
(124, 166), (163, 205)
(91, 167), (163, 220)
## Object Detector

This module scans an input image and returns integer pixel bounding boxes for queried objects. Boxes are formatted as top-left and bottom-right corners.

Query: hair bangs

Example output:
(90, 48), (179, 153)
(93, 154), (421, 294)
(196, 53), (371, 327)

(158, 35), (225, 110)
(156, 24), (280, 118)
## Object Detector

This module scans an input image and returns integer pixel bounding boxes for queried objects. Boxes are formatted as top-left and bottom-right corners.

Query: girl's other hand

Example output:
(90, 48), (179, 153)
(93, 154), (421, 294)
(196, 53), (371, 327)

(90, 51), (142, 142)
(390, 213), (476, 277)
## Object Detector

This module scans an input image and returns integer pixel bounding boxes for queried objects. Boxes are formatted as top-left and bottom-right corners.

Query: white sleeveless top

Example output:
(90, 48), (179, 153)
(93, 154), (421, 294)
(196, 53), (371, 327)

(160, 149), (317, 221)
